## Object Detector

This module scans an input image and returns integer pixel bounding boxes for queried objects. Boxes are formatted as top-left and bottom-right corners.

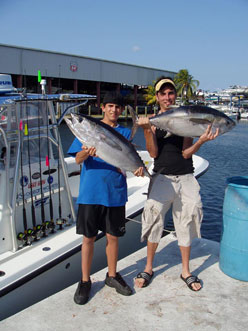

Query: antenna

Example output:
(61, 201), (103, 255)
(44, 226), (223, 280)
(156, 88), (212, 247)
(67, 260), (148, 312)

(38, 70), (46, 95)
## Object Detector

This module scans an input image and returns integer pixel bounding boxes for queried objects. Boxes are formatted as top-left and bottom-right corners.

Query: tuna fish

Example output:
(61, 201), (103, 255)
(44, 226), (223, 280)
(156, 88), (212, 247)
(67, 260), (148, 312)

(64, 113), (151, 177)
(148, 105), (236, 137)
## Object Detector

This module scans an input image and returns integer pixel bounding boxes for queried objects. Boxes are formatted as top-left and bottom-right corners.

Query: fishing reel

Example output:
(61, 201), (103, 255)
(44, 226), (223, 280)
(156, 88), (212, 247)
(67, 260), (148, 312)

(48, 220), (56, 234)
(17, 231), (27, 247)
(64, 214), (73, 227)
(56, 217), (67, 230)
(33, 224), (42, 240)
(17, 228), (35, 247)
(41, 221), (51, 237)
(49, 220), (56, 233)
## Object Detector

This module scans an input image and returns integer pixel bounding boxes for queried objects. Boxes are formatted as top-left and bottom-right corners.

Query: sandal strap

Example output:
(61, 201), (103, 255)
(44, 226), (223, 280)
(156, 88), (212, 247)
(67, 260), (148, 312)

(185, 275), (200, 286)
(137, 272), (153, 282)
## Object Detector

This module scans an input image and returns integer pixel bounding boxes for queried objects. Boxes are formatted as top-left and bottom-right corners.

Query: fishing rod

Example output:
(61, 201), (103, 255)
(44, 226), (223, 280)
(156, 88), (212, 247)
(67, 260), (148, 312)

(55, 123), (66, 230)
(45, 99), (55, 233)
(17, 106), (33, 246)
(37, 71), (50, 236)
(24, 103), (37, 242)
(17, 118), (28, 245)
(38, 71), (55, 233)
(37, 100), (49, 237)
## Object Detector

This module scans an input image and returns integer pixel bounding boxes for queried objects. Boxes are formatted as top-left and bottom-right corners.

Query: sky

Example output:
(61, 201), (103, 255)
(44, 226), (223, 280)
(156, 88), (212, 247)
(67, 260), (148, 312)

(1, 0), (248, 92)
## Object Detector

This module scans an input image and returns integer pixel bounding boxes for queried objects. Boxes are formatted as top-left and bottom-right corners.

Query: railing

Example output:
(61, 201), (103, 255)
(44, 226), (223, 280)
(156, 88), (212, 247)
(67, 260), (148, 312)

(76, 105), (156, 119)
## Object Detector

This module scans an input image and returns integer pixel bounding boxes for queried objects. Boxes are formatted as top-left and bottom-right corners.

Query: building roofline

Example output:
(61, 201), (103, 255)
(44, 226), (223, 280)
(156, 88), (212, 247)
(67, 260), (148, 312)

(0, 43), (177, 74)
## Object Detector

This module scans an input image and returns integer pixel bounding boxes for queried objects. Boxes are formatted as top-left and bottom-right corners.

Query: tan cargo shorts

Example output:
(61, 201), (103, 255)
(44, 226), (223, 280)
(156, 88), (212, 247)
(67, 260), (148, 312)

(141, 173), (203, 247)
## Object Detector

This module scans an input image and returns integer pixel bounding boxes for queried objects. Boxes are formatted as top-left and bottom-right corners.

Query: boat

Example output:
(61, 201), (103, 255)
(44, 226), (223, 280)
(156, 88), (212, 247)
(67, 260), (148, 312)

(0, 75), (209, 321)
(240, 110), (248, 120)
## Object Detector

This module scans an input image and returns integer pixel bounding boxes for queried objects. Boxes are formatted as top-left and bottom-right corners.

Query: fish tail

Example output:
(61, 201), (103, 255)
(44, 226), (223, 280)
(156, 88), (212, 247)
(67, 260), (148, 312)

(127, 105), (139, 141)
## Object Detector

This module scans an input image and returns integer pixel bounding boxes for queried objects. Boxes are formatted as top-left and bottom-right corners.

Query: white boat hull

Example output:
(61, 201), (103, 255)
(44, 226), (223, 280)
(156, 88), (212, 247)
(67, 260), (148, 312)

(0, 151), (208, 321)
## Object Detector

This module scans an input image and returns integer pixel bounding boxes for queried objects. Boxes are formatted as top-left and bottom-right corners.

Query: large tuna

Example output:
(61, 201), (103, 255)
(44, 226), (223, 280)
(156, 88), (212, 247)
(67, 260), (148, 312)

(65, 113), (151, 177)
(148, 105), (236, 137)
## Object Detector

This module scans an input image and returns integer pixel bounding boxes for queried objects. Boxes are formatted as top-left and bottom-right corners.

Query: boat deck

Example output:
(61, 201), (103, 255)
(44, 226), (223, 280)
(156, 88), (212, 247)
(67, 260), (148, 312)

(2, 235), (248, 330)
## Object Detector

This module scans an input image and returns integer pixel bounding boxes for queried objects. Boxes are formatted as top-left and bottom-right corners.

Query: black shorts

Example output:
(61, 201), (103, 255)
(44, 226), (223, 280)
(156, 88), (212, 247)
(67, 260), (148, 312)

(76, 204), (126, 238)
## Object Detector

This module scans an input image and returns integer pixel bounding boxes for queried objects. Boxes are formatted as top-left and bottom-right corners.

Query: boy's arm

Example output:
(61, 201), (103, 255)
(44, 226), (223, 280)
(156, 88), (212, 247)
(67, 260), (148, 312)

(75, 146), (97, 164)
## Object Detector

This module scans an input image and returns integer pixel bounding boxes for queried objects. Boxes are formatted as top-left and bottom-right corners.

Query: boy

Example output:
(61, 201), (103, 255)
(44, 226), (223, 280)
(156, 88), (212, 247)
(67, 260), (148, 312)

(68, 91), (143, 304)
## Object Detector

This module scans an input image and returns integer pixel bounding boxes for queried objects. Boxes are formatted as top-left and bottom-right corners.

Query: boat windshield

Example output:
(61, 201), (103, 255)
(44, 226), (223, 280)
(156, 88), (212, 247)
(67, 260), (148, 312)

(0, 100), (55, 170)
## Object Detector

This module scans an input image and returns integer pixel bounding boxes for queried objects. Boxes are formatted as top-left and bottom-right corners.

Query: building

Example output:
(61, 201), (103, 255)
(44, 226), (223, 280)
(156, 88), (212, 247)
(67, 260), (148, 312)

(0, 44), (176, 108)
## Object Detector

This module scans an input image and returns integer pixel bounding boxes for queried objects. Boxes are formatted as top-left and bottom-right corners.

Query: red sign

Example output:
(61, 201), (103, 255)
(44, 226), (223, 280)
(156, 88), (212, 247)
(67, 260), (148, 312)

(70, 62), (78, 72)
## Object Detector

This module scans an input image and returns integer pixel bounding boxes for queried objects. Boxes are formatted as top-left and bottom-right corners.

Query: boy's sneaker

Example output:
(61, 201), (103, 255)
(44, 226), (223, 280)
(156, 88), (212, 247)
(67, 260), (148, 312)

(105, 272), (132, 296)
(74, 279), (91, 305)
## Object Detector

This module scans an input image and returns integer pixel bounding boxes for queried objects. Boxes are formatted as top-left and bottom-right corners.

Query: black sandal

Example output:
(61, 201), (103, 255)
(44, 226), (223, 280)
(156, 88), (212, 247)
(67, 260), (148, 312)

(180, 274), (201, 291)
(135, 271), (154, 288)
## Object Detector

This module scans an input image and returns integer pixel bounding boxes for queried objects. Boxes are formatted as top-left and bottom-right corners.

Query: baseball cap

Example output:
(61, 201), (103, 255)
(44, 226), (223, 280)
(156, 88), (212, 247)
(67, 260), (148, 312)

(155, 78), (176, 92)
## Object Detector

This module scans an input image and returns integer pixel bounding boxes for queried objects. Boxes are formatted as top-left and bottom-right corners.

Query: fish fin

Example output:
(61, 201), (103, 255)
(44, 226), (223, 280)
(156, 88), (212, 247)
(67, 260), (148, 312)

(127, 105), (139, 141)
(189, 118), (212, 125)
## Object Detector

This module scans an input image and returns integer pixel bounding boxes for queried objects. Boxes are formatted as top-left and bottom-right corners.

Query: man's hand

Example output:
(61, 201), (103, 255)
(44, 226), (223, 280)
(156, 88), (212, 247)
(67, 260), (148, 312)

(138, 116), (152, 129)
(198, 125), (219, 144)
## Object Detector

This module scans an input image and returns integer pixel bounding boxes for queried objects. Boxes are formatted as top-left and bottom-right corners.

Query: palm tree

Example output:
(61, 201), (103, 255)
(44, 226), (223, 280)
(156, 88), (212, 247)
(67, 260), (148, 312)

(174, 69), (199, 104)
(144, 81), (156, 105)
(143, 81), (159, 112)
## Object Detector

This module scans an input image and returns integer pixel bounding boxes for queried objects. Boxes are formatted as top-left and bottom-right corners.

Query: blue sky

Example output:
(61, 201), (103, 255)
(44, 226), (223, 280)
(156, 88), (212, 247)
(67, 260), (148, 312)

(1, 0), (248, 91)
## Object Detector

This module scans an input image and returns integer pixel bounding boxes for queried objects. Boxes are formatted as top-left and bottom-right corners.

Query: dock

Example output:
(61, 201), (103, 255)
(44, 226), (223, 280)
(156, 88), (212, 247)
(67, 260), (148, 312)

(1, 234), (248, 330)
(62, 105), (155, 121)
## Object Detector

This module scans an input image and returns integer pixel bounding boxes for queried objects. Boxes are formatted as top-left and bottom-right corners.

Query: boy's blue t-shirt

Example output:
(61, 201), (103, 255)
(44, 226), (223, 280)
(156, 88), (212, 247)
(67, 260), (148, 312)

(67, 125), (131, 207)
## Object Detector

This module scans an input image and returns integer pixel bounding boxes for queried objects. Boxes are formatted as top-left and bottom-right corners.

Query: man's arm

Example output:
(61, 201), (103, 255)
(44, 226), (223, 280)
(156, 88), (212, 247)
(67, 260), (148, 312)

(138, 117), (158, 158)
(182, 125), (219, 159)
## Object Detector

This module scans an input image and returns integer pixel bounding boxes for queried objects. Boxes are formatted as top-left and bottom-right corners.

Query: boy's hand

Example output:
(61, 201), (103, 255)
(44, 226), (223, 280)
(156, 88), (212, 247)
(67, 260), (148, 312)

(82, 146), (97, 157)
(133, 167), (144, 177)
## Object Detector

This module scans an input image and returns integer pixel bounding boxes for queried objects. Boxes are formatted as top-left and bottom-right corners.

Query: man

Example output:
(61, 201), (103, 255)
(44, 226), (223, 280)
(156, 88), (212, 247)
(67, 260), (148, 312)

(135, 77), (219, 291)
(68, 91), (143, 304)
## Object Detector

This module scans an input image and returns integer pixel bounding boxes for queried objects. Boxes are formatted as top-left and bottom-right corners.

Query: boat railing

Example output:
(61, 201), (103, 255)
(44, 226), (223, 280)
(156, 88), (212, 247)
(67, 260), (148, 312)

(0, 93), (95, 253)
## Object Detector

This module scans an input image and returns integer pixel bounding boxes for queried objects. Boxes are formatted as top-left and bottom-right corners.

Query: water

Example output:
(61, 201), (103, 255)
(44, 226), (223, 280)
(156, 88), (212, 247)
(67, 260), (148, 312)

(196, 121), (248, 242)
(60, 120), (248, 243)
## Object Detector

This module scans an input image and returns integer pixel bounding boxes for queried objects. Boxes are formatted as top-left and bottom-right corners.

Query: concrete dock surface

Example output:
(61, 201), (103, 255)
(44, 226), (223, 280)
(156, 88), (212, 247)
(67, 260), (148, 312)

(1, 234), (248, 331)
